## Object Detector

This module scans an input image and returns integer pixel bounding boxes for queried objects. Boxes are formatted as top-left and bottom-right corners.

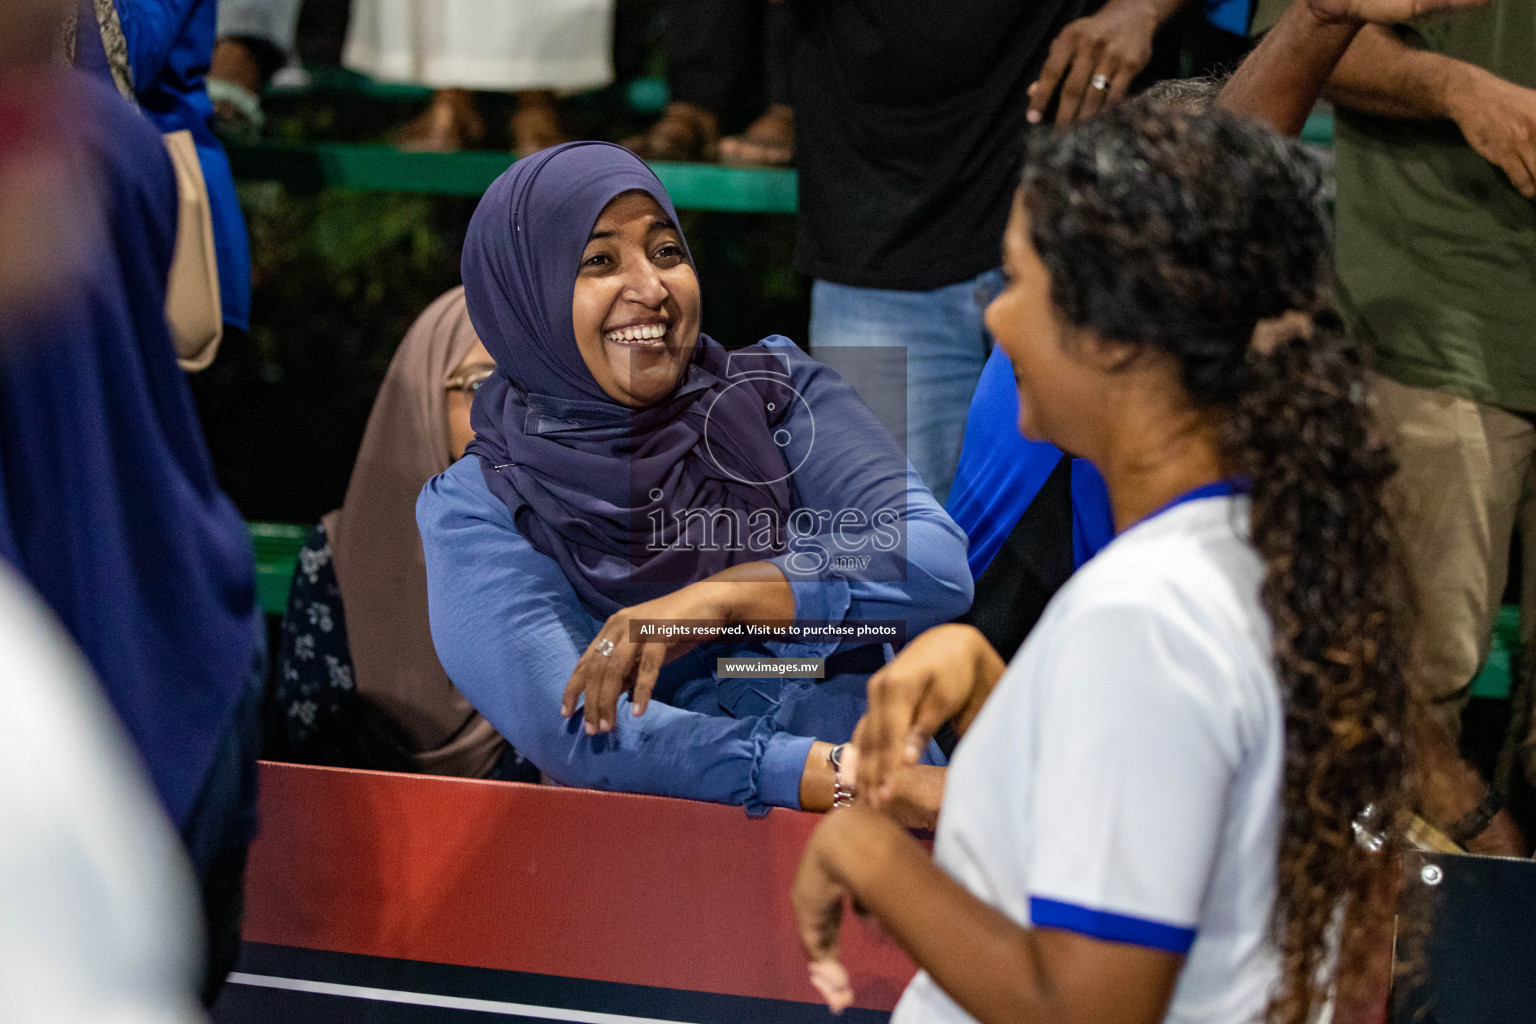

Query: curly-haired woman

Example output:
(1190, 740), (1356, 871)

(789, 62), (1428, 1024)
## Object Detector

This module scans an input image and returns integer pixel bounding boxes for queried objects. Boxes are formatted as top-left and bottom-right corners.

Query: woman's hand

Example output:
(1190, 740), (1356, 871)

(879, 764), (946, 831)
(856, 624), (1004, 807)
(561, 587), (712, 734)
(792, 807), (894, 1014)
(841, 742), (945, 830)
(561, 561), (794, 733)
(793, 823), (854, 1012)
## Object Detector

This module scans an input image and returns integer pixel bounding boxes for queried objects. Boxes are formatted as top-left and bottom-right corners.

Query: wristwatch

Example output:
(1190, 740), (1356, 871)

(827, 743), (856, 809)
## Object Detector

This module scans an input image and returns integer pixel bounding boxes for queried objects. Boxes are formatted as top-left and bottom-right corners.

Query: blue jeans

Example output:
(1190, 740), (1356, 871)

(810, 269), (1001, 504)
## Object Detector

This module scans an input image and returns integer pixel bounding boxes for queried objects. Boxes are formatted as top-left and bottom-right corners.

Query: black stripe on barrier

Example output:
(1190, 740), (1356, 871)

(214, 942), (891, 1024)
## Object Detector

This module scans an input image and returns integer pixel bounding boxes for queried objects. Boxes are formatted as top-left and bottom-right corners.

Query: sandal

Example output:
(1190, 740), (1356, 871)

(718, 104), (794, 167)
(620, 101), (719, 162)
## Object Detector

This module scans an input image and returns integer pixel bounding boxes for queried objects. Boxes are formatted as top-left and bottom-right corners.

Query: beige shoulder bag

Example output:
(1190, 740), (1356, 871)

(161, 129), (223, 371)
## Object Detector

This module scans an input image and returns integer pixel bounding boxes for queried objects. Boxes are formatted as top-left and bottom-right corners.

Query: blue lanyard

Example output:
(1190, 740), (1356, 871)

(1140, 478), (1248, 526)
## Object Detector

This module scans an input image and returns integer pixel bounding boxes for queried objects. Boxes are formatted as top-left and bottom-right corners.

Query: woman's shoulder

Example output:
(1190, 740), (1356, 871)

(1038, 498), (1272, 685)
(751, 335), (817, 378)
(417, 455), (521, 535)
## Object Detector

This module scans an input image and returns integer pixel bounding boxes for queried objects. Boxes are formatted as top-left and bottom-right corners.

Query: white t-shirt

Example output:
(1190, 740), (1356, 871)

(893, 494), (1283, 1024)
(0, 563), (207, 1024)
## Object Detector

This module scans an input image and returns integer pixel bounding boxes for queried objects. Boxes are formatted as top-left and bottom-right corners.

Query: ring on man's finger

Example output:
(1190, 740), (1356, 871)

(1090, 73), (1110, 91)
(596, 638), (616, 657)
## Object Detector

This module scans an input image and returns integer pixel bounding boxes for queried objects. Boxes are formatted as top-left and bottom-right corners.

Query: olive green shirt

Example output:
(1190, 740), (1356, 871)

(1256, 0), (1536, 412)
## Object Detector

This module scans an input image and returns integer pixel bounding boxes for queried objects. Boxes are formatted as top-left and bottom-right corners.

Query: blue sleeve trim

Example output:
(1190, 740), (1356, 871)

(748, 725), (813, 816)
(1028, 897), (1196, 954)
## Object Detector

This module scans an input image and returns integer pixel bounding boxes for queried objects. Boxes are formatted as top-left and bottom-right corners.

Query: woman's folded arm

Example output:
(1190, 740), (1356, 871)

(417, 458), (814, 811)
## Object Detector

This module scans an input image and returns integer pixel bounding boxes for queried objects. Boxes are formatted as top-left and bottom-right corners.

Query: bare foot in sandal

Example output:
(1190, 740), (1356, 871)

(397, 89), (485, 153)
(620, 101), (719, 162)
(718, 104), (794, 167)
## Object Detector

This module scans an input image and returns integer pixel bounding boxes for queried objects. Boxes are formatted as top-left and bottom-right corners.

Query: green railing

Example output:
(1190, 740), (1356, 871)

(268, 64), (434, 102)
(230, 121), (1331, 211)
(228, 143), (797, 212)
(232, 66), (1332, 211)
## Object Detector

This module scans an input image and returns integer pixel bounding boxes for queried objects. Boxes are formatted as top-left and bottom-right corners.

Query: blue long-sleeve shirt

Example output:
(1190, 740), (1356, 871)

(418, 337), (971, 813)
(119, 0), (251, 331)
(948, 346), (1114, 576)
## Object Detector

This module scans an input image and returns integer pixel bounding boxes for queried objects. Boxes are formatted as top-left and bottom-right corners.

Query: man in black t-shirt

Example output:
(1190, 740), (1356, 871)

(789, 0), (1186, 502)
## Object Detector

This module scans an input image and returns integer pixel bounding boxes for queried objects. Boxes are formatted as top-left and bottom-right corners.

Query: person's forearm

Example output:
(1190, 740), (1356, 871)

(1219, 2), (1363, 136)
(1324, 24), (1478, 119)
(950, 629), (1008, 738)
(1414, 712), (1529, 856)
(694, 561), (797, 623)
(1117, 0), (1189, 27)
(801, 740), (837, 810)
(821, 807), (1056, 1023)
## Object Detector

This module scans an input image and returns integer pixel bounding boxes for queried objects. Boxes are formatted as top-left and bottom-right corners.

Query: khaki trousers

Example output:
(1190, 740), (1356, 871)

(1372, 374), (1536, 788)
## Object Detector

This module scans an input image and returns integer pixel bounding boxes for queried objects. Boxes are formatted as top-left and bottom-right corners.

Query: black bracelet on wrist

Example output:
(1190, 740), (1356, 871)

(1445, 787), (1504, 847)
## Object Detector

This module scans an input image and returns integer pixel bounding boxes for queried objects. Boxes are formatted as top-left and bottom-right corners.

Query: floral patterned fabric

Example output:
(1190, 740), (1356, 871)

(271, 523), (357, 766)
(271, 522), (538, 782)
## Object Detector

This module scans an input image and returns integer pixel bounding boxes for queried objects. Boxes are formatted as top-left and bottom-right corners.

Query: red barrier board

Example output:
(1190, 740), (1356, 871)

(224, 761), (916, 1022)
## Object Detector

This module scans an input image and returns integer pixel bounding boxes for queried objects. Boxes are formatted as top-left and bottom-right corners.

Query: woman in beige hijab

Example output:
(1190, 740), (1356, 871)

(272, 287), (535, 780)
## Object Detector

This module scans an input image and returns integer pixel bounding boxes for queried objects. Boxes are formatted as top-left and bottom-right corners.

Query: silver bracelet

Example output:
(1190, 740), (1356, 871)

(827, 743), (856, 809)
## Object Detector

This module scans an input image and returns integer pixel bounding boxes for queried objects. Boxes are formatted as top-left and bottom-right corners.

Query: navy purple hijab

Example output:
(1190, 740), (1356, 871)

(463, 142), (794, 617)
(0, 72), (257, 827)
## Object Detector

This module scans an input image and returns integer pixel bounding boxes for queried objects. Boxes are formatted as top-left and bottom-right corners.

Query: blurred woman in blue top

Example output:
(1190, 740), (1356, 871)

(110, 0), (251, 333)
(0, 58), (259, 1003)
(418, 142), (970, 815)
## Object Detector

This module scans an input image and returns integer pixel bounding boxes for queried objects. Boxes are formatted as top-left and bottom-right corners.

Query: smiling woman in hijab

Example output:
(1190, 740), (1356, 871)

(417, 141), (972, 816)
(273, 286), (537, 782)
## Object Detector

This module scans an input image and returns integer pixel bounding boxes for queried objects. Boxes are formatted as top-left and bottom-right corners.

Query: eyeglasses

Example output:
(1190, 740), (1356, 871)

(445, 367), (496, 396)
